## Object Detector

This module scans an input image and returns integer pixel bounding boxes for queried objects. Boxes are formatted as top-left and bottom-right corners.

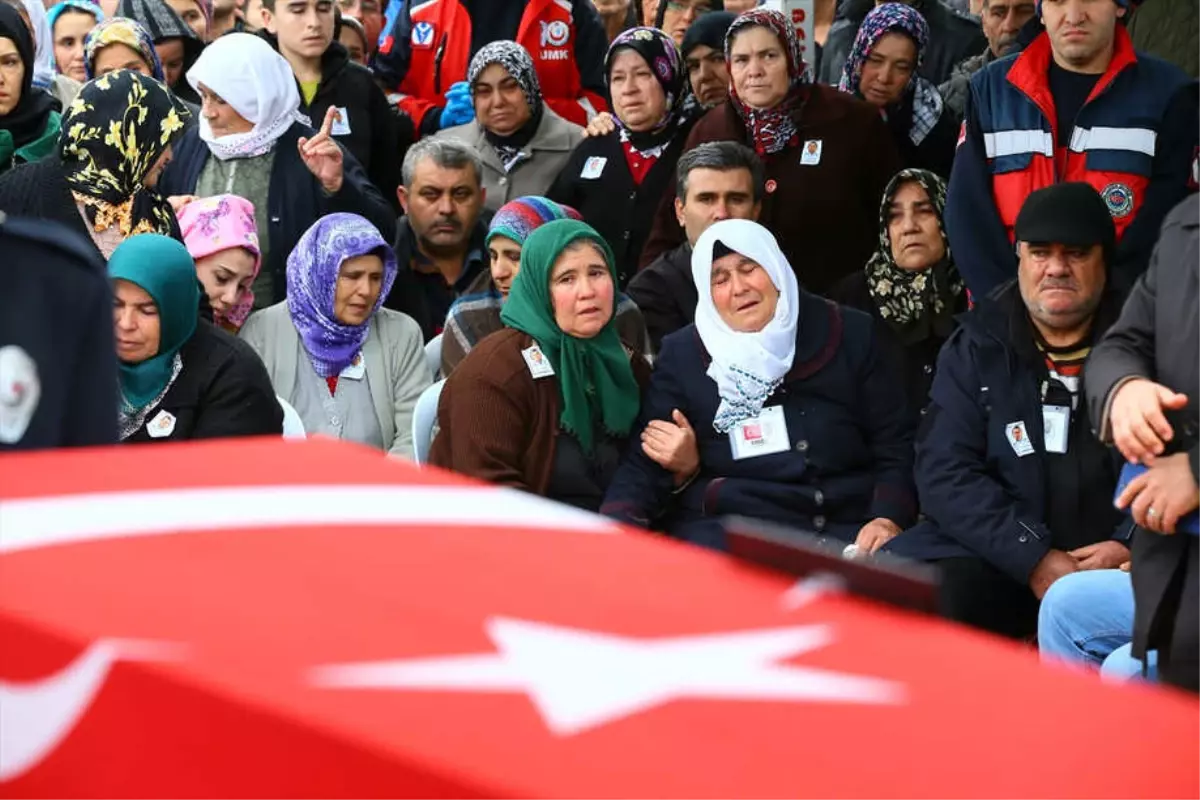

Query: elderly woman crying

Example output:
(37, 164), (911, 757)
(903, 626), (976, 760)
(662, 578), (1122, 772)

(602, 219), (917, 553)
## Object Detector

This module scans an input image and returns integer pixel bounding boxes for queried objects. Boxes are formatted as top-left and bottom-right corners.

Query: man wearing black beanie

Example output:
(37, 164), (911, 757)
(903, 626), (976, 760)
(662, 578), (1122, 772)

(887, 182), (1133, 639)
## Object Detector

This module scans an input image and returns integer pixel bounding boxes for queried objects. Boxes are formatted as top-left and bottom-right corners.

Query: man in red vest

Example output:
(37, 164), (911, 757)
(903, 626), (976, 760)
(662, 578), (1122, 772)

(372, 0), (610, 136)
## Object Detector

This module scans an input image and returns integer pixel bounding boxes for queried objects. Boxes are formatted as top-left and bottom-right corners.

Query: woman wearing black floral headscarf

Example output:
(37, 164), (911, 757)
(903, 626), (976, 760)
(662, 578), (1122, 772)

(547, 26), (690, 288)
(638, 8), (901, 296)
(831, 167), (966, 428)
(0, 69), (189, 258)
(437, 40), (584, 215)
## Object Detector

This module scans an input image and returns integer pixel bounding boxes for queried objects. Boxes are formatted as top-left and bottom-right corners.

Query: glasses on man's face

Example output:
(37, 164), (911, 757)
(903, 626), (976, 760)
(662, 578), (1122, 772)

(665, 0), (712, 16)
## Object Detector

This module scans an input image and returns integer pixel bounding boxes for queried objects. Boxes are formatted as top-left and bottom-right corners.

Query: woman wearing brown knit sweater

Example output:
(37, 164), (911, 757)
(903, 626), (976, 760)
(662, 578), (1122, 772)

(429, 219), (655, 512)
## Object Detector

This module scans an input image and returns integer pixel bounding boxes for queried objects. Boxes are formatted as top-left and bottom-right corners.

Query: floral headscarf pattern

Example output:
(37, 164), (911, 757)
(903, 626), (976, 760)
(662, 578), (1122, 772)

(84, 17), (164, 81)
(60, 70), (190, 238)
(837, 3), (944, 146)
(865, 168), (963, 342)
(467, 41), (545, 173)
(605, 26), (687, 155)
(286, 213), (398, 377)
(724, 9), (809, 156)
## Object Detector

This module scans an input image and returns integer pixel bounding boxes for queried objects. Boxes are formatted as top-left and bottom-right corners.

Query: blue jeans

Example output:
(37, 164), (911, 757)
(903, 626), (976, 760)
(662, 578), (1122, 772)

(1037, 569), (1157, 682)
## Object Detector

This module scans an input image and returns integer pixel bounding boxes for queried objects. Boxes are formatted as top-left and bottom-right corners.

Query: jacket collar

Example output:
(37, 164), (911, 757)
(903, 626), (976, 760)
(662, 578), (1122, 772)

(1005, 26), (1138, 132)
(393, 216), (489, 276)
(962, 279), (1123, 369)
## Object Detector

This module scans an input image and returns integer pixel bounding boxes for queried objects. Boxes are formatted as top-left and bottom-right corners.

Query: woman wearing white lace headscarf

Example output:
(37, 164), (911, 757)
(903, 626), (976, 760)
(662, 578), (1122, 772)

(158, 32), (395, 312)
(602, 218), (917, 555)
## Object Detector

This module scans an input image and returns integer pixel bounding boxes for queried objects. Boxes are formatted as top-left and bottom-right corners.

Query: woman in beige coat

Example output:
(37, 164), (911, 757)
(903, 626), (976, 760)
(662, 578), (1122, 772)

(437, 40), (583, 214)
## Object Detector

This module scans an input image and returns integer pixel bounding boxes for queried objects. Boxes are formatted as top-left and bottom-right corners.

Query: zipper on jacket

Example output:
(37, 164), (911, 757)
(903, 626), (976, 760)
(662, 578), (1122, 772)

(433, 32), (448, 96)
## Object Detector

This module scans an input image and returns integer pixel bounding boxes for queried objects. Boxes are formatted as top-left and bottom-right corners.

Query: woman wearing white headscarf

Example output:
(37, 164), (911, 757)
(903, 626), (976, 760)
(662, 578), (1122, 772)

(602, 218), (917, 553)
(158, 32), (394, 312)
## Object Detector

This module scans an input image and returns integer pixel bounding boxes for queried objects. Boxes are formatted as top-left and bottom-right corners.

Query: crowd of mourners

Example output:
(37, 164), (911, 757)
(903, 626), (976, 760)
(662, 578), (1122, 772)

(1, 0), (1198, 694)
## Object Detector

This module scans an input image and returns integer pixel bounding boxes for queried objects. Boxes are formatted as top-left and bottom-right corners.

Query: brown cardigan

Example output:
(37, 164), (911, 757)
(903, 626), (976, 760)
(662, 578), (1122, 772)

(429, 327), (652, 495)
(638, 85), (902, 295)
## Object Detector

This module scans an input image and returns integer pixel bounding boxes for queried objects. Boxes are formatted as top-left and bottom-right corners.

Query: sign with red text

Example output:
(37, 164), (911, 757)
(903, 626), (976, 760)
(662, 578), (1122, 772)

(763, 0), (816, 68)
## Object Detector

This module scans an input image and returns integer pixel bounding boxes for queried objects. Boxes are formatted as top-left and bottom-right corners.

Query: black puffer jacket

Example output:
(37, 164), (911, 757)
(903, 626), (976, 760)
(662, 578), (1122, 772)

(818, 0), (986, 86)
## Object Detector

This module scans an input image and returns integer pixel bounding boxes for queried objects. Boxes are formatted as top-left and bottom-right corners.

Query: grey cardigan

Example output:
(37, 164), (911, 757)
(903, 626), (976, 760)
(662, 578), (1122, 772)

(439, 108), (584, 214)
(239, 302), (431, 458)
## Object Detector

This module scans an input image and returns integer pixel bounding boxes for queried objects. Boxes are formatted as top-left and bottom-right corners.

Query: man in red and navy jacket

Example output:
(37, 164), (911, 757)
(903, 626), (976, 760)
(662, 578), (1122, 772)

(945, 0), (1197, 297)
(371, 0), (610, 137)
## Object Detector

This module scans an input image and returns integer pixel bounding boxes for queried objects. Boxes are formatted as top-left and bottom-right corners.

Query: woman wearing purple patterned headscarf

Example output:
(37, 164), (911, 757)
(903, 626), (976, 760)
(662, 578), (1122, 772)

(837, 3), (958, 178)
(239, 212), (432, 457)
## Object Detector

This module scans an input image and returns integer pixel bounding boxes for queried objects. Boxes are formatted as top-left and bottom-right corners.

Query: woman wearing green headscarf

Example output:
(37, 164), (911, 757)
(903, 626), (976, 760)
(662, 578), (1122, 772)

(110, 232), (282, 442)
(429, 218), (658, 511)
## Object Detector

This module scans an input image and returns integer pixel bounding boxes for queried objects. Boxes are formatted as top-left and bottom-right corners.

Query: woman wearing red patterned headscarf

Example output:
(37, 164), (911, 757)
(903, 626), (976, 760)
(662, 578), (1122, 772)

(640, 7), (902, 297)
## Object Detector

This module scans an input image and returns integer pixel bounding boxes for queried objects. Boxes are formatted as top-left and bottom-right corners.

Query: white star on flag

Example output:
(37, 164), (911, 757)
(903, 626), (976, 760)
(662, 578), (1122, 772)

(310, 618), (905, 736)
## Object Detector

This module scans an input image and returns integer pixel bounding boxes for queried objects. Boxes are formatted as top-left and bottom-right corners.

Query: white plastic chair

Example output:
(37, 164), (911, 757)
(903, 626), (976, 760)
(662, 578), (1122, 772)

(277, 395), (307, 439)
(411, 379), (445, 465)
(424, 333), (443, 380)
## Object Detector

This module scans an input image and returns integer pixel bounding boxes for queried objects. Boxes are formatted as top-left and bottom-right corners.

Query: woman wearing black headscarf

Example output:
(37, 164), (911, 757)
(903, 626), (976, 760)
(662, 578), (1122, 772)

(830, 168), (966, 428)
(437, 40), (583, 215)
(0, 69), (189, 257)
(547, 26), (690, 289)
(0, 3), (60, 174)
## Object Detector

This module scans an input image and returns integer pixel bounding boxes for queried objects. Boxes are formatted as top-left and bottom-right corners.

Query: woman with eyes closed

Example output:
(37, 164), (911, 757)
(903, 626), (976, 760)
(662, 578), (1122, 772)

(640, 8), (900, 297)
(110, 232), (282, 443)
(831, 168), (966, 430)
(430, 219), (657, 511)
(837, 3), (959, 179)
(602, 218), (916, 555)
(604, 217), (912, 556)
(0, 69), (189, 260)
(239, 213), (431, 457)
(157, 32), (395, 312)
(177, 193), (262, 332)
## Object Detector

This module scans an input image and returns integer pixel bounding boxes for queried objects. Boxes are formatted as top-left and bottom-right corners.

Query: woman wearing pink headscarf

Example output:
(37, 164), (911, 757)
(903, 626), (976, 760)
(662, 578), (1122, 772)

(177, 193), (261, 332)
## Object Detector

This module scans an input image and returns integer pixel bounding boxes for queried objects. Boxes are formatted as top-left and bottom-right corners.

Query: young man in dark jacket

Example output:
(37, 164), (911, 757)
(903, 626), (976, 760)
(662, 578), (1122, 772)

(945, 0), (1197, 298)
(887, 183), (1134, 639)
(626, 141), (763, 353)
(261, 0), (410, 210)
(1085, 194), (1199, 692)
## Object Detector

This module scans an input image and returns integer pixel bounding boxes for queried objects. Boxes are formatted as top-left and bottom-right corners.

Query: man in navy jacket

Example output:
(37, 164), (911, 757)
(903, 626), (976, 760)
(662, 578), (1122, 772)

(944, 0), (1197, 298)
(887, 183), (1133, 638)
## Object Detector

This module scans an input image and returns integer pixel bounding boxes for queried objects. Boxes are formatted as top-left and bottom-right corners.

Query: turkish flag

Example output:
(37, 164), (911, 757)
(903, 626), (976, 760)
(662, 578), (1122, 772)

(0, 438), (1195, 798)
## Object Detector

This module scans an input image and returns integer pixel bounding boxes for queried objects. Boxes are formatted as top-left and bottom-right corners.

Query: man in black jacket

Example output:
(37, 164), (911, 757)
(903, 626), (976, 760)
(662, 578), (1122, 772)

(886, 183), (1133, 638)
(1086, 194), (1199, 691)
(626, 141), (763, 353)
(384, 136), (489, 342)
(0, 215), (117, 450)
(261, 0), (410, 210)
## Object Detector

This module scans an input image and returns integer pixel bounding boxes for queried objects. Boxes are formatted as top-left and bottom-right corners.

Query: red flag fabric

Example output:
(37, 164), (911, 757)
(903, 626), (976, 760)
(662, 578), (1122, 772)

(1, 438), (1195, 798)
